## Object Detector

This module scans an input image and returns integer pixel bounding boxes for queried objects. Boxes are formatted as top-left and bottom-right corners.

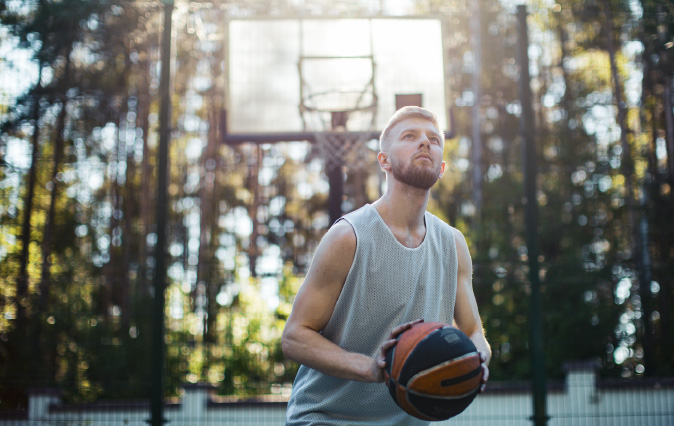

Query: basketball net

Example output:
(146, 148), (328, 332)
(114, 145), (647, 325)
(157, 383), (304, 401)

(314, 131), (375, 172)
(305, 92), (378, 173)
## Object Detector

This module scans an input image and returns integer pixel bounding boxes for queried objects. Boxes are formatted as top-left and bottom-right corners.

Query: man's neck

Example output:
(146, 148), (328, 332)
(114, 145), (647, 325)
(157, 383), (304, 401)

(372, 181), (429, 245)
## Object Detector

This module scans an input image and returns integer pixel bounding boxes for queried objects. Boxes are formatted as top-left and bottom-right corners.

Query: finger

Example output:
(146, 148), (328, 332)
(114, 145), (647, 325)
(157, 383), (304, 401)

(394, 319), (423, 333)
(377, 339), (398, 365)
(388, 324), (410, 338)
(389, 319), (424, 338)
(379, 339), (398, 359)
(478, 350), (486, 362)
(479, 365), (489, 393)
(481, 365), (489, 383)
(380, 338), (398, 351)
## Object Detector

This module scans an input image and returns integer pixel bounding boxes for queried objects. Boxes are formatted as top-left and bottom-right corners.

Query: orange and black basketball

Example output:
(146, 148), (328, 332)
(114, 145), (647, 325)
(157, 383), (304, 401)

(384, 321), (482, 421)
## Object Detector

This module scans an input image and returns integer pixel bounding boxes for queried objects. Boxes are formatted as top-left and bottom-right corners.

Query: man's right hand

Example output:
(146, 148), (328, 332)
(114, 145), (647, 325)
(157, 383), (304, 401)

(371, 319), (425, 383)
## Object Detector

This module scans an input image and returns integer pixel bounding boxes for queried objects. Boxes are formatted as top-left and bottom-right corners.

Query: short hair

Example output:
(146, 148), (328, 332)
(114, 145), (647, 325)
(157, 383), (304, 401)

(379, 106), (443, 151)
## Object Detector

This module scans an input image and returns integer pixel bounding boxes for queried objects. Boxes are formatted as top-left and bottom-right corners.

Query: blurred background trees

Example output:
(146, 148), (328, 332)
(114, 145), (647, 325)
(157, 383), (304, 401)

(0, 0), (672, 411)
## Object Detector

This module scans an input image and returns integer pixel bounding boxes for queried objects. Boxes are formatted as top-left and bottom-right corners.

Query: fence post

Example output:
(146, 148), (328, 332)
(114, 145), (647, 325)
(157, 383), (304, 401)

(516, 5), (549, 426)
(150, 0), (173, 425)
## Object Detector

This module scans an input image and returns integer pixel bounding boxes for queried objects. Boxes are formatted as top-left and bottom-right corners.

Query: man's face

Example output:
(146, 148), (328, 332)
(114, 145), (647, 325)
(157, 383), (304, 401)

(383, 116), (446, 190)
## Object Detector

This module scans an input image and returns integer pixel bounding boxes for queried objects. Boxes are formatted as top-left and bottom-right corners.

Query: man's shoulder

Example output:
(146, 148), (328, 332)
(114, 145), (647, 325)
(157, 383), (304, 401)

(325, 219), (357, 245)
(341, 204), (372, 221)
(339, 204), (381, 232)
(425, 210), (457, 234)
(425, 212), (470, 252)
(309, 220), (356, 277)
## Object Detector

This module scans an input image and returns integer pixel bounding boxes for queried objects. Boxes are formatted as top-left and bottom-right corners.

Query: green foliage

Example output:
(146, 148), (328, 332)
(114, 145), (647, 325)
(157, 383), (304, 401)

(432, 0), (673, 381)
(1, 0), (673, 413)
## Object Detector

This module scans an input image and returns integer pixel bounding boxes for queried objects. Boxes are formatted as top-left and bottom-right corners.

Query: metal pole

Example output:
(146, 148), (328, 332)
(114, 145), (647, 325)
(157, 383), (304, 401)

(327, 165), (344, 226)
(470, 0), (483, 219)
(516, 6), (548, 426)
(328, 112), (346, 225)
(150, 1), (173, 425)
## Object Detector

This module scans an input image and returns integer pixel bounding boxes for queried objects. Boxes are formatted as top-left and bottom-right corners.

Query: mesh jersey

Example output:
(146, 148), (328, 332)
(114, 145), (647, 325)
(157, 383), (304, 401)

(286, 204), (459, 425)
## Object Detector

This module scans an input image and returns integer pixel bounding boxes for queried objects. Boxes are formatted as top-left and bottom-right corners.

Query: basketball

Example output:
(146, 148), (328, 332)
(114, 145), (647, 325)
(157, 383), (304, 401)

(384, 321), (482, 421)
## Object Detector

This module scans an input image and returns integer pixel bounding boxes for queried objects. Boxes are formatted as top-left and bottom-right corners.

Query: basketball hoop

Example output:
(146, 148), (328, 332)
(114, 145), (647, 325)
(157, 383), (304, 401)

(301, 86), (378, 172)
(302, 90), (378, 114)
(300, 88), (378, 131)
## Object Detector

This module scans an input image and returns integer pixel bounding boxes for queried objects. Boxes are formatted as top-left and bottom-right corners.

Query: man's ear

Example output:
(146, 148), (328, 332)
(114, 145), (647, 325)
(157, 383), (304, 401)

(439, 161), (446, 178)
(377, 152), (391, 171)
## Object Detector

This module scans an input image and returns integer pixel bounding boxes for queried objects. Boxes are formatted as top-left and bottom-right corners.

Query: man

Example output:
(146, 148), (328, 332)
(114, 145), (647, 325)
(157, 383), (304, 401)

(282, 106), (491, 425)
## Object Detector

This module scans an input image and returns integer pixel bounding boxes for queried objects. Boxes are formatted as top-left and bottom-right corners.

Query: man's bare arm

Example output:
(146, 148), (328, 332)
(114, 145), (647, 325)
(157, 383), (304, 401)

(282, 221), (408, 383)
(451, 228), (491, 390)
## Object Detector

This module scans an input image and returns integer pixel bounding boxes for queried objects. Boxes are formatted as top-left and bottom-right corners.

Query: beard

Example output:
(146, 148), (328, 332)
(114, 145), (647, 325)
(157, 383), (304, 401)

(390, 157), (441, 190)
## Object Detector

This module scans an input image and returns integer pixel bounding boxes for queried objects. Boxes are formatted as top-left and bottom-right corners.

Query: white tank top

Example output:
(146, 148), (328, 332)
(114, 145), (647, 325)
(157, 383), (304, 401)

(286, 204), (459, 425)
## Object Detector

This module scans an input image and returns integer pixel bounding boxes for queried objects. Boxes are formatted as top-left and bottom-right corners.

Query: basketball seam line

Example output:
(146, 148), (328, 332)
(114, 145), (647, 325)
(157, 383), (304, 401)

(401, 384), (480, 400)
(440, 365), (482, 387)
(395, 323), (446, 382)
(403, 392), (443, 422)
(404, 351), (481, 399)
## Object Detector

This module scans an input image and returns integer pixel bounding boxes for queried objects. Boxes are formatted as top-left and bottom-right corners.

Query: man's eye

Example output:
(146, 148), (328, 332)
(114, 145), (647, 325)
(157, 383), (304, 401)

(404, 134), (415, 140)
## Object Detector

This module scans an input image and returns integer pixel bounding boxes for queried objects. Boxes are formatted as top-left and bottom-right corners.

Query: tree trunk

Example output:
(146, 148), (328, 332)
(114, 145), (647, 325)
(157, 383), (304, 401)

(656, 4), (674, 189)
(121, 102), (133, 329)
(198, 104), (220, 343)
(40, 51), (72, 311)
(663, 78), (674, 184)
(640, 58), (658, 180)
(16, 63), (44, 332)
(647, 70), (674, 375)
(138, 45), (153, 294)
(39, 98), (67, 310)
(555, 12), (576, 204)
(103, 92), (129, 319)
(118, 48), (134, 329)
(247, 146), (262, 278)
(602, 0), (655, 375)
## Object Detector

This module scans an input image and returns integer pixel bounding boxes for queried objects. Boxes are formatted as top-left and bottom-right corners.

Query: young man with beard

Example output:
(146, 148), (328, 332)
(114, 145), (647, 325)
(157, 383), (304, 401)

(282, 106), (491, 425)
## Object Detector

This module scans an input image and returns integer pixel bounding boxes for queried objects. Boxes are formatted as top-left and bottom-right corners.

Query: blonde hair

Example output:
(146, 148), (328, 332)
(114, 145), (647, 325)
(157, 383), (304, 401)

(379, 106), (443, 151)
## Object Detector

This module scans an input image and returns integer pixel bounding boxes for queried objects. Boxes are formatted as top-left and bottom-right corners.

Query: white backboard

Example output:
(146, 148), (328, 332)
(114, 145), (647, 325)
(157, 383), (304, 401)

(227, 18), (447, 134)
